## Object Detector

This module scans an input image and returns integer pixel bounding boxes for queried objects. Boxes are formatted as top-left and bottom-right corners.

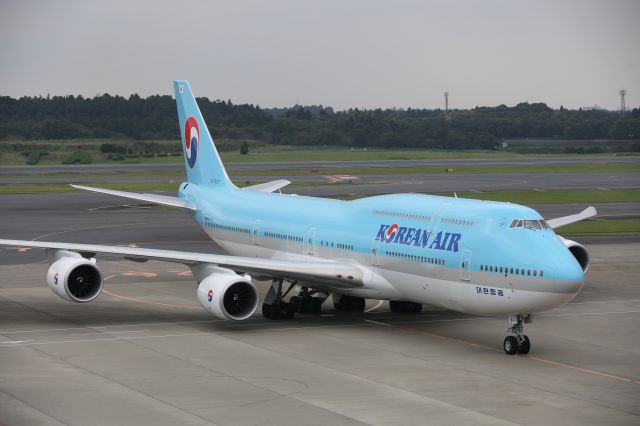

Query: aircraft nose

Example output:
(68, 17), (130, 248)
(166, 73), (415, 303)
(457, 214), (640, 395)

(555, 257), (585, 295)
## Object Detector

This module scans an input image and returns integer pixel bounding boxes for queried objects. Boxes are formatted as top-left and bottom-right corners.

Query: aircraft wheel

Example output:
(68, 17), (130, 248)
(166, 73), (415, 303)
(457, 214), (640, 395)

(518, 335), (531, 354)
(312, 298), (323, 313)
(283, 303), (295, 319)
(504, 336), (518, 355)
(333, 294), (365, 312)
(261, 303), (272, 319)
(289, 296), (301, 312)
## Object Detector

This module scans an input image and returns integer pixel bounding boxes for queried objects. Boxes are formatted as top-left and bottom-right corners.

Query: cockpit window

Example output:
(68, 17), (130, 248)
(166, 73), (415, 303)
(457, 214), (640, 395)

(523, 220), (541, 230)
(509, 219), (548, 230)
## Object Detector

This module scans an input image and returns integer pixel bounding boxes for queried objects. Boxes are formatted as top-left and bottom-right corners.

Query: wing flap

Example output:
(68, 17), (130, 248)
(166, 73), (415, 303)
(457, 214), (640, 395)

(0, 239), (363, 287)
(547, 206), (597, 229)
(70, 185), (195, 211)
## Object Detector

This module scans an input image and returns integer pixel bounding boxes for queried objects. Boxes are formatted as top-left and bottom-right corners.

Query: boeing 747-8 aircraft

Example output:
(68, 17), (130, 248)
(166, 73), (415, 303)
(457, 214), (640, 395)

(0, 81), (596, 355)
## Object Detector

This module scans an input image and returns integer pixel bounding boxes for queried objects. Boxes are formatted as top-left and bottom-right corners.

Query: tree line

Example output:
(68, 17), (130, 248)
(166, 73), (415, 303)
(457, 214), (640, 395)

(0, 93), (638, 150)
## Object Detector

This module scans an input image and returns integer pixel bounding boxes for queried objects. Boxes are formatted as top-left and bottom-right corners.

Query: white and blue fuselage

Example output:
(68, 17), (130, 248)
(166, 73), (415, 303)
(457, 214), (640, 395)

(182, 183), (585, 316)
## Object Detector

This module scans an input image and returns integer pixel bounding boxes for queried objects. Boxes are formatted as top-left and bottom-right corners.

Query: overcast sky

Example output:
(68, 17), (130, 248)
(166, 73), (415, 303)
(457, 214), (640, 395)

(1, 0), (638, 110)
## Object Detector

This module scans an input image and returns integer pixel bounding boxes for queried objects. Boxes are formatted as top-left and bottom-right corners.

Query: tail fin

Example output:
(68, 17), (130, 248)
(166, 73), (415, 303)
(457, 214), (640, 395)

(173, 80), (234, 189)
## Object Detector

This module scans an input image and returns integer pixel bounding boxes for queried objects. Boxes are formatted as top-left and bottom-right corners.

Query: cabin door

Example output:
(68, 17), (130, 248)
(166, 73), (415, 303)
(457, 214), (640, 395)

(252, 221), (260, 245)
(371, 238), (381, 266)
(460, 250), (471, 281)
(306, 227), (317, 255)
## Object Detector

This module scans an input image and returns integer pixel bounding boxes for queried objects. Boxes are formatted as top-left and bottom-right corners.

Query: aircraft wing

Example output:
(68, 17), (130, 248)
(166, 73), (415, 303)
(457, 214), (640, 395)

(70, 184), (195, 211)
(0, 239), (364, 288)
(243, 179), (291, 193)
(547, 206), (597, 229)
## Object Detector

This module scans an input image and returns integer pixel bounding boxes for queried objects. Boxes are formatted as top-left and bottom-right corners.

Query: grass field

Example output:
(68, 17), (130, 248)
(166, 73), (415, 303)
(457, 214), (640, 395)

(226, 162), (639, 176)
(2, 139), (638, 166)
(555, 218), (640, 235)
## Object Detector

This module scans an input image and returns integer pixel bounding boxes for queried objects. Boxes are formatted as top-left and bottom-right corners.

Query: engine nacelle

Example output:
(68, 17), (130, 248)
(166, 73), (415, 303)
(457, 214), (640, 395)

(196, 273), (258, 320)
(559, 236), (590, 273)
(47, 254), (103, 302)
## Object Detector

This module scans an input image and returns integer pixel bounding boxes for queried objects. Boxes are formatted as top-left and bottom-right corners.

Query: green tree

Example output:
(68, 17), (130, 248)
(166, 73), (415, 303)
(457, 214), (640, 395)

(240, 141), (249, 155)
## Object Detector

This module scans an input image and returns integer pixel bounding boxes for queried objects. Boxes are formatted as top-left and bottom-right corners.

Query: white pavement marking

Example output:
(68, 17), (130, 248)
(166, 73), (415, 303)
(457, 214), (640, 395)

(364, 319), (392, 326)
(0, 323), (382, 348)
(70, 329), (150, 336)
(568, 299), (640, 305)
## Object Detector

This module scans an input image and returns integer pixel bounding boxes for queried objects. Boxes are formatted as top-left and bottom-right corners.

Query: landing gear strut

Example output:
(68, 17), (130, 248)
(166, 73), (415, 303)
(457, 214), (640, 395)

(262, 280), (328, 319)
(503, 314), (531, 355)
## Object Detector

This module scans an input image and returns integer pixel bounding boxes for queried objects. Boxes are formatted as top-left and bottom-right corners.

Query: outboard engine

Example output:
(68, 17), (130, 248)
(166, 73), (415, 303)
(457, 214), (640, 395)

(47, 251), (103, 302)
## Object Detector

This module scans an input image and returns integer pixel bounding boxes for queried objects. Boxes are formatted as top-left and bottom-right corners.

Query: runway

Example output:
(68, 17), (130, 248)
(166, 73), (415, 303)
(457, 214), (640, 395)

(2, 154), (638, 176)
(1, 162), (639, 425)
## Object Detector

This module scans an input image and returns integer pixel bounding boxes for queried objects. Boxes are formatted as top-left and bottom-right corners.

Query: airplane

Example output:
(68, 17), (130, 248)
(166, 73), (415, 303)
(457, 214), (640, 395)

(0, 80), (597, 355)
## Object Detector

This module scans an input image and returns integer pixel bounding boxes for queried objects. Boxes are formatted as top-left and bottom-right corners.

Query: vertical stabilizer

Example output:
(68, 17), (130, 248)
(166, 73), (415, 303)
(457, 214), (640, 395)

(173, 80), (234, 189)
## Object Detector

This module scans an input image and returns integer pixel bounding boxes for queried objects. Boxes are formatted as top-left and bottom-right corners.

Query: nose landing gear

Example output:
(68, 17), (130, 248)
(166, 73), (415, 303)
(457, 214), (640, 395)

(504, 314), (531, 355)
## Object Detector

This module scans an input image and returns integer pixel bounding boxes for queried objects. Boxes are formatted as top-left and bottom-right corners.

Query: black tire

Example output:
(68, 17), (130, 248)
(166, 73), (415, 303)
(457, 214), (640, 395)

(518, 335), (531, 354)
(261, 303), (272, 319)
(390, 301), (415, 313)
(270, 304), (281, 320)
(311, 297), (323, 313)
(350, 297), (365, 312)
(504, 336), (518, 355)
(289, 296), (301, 313)
(284, 303), (295, 319)
(333, 294), (365, 312)
(412, 303), (423, 313)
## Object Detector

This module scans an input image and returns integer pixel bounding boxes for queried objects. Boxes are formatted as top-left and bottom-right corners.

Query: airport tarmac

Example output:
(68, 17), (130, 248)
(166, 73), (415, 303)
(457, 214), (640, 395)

(0, 242), (638, 425)
(1, 164), (639, 425)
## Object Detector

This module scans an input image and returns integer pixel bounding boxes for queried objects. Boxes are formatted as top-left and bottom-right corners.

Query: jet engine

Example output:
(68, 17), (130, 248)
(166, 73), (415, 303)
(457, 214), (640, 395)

(196, 273), (258, 320)
(559, 236), (590, 273)
(47, 254), (103, 302)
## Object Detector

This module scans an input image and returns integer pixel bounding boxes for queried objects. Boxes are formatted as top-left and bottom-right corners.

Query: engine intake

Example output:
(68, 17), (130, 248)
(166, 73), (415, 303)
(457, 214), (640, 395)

(559, 237), (590, 273)
(47, 254), (103, 302)
(197, 273), (258, 320)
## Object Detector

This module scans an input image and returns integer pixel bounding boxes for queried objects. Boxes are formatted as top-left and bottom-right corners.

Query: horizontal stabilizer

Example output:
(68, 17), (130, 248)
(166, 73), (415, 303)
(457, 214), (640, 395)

(547, 206), (597, 229)
(70, 184), (195, 211)
(243, 179), (291, 193)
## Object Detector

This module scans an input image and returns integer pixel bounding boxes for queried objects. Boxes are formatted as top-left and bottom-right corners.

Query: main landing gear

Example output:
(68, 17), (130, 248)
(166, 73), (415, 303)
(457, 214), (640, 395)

(332, 293), (365, 312)
(389, 300), (422, 313)
(503, 314), (531, 355)
(262, 279), (328, 319)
